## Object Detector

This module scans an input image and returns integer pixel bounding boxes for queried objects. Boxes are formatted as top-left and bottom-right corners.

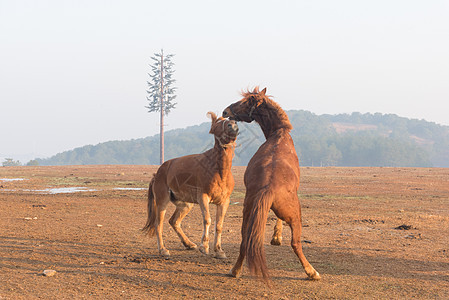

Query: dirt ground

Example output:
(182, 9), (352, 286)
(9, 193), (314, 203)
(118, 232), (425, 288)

(1, 165), (448, 299)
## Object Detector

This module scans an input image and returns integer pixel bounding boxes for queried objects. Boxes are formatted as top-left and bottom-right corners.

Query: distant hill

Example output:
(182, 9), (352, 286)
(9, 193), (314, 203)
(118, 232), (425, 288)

(35, 111), (449, 167)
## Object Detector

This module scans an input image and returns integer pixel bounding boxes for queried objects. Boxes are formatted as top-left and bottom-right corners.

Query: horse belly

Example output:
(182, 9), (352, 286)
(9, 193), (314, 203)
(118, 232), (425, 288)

(170, 188), (201, 204)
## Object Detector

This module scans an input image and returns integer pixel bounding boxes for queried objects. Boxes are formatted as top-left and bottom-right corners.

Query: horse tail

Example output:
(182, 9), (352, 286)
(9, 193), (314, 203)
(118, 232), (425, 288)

(142, 174), (157, 236)
(244, 189), (274, 284)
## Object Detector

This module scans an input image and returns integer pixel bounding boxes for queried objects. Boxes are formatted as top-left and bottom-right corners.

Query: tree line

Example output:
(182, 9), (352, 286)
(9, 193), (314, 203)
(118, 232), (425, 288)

(33, 110), (449, 167)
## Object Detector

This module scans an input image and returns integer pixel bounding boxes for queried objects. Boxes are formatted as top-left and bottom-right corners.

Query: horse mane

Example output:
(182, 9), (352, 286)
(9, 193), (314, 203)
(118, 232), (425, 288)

(241, 87), (293, 132)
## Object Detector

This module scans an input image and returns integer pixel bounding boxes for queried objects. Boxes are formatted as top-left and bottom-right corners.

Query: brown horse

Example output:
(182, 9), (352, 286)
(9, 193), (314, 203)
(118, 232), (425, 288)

(222, 87), (321, 283)
(142, 112), (238, 259)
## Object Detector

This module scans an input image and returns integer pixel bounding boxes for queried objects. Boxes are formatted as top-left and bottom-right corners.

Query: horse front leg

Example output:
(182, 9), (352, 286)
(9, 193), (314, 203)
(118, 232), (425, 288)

(198, 194), (212, 255)
(213, 200), (230, 259)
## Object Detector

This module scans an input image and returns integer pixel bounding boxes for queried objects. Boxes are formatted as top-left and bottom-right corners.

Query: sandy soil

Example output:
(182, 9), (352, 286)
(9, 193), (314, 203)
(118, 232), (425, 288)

(1, 165), (448, 299)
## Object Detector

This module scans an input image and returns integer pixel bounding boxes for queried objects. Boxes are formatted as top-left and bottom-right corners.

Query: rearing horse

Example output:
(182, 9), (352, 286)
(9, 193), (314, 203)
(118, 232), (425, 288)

(222, 87), (320, 283)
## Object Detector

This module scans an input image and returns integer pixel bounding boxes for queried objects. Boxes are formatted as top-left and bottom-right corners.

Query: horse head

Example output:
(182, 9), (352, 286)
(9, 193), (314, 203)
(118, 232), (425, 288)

(222, 87), (267, 122)
(207, 112), (239, 147)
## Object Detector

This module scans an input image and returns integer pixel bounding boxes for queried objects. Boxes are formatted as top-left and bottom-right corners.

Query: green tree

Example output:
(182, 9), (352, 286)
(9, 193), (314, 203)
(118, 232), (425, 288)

(323, 143), (342, 166)
(2, 158), (22, 167)
(146, 49), (177, 164)
(26, 159), (39, 166)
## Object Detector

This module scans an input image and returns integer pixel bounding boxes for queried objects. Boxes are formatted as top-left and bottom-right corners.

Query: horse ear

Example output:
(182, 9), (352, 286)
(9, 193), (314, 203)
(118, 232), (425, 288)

(207, 111), (218, 133)
(207, 111), (218, 122)
(261, 87), (267, 95)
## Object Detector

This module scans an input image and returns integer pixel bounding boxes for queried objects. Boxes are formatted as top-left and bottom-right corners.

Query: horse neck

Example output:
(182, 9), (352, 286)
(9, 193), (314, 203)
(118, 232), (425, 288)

(211, 140), (234, 177)
(253, 103), (292, 139)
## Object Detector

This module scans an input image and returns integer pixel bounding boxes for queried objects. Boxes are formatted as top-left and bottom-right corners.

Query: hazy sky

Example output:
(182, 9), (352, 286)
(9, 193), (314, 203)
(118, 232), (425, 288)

(1, 0), (449, 162)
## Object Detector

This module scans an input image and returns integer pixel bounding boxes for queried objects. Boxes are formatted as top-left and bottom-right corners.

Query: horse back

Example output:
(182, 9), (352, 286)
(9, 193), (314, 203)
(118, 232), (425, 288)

(244, 132), (300, 193)
(160, 152), (234, 204)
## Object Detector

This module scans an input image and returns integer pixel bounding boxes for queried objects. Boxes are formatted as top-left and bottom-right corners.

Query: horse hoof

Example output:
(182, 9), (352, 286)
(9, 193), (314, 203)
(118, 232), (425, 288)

(308, 271), (321, 281)
(185, 244), (197, 250)
(270, 237), (282, 246)
(228, 268), (241, 278)
(214, 252), (227, 259)
(199, 246), (209, 255)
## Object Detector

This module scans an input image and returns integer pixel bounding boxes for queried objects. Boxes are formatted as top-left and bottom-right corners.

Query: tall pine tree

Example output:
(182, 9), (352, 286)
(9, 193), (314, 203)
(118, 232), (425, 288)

(146, 49), (177, 164)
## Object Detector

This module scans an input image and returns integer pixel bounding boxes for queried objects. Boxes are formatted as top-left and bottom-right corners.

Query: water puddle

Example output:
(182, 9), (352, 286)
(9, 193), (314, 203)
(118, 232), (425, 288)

(1, 185), (145, 194)
(34, 187), (97, 194)
(0, 178), (26, 182)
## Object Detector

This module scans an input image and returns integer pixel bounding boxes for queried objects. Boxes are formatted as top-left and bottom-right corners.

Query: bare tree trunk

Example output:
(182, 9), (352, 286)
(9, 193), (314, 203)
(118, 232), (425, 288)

(160, 51), (165, 165)
(160, 103), (164, 164)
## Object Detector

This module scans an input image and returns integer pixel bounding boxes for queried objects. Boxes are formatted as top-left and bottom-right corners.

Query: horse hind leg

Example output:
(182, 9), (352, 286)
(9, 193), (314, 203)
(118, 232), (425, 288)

(155, 207), (170, 257)
(152, 180), (171, 257)
(228, 203), (250, 278)
(270, 218), (283, 246)
(169, 202), (197, 250)
(229, 239), (246, 278)
(289, 220), (321, 280)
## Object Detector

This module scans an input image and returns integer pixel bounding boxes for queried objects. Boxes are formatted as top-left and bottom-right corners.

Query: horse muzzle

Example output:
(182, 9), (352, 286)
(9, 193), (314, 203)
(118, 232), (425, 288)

(223, 107), (242, 122)
(222, 108), (233, 119)
(228, 122), (239, 134)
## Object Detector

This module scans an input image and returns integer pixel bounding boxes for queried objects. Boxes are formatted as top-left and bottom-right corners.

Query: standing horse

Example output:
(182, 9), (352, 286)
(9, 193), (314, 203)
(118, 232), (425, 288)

(222, 87), (320, 283)
(142, 112), (238, 259)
